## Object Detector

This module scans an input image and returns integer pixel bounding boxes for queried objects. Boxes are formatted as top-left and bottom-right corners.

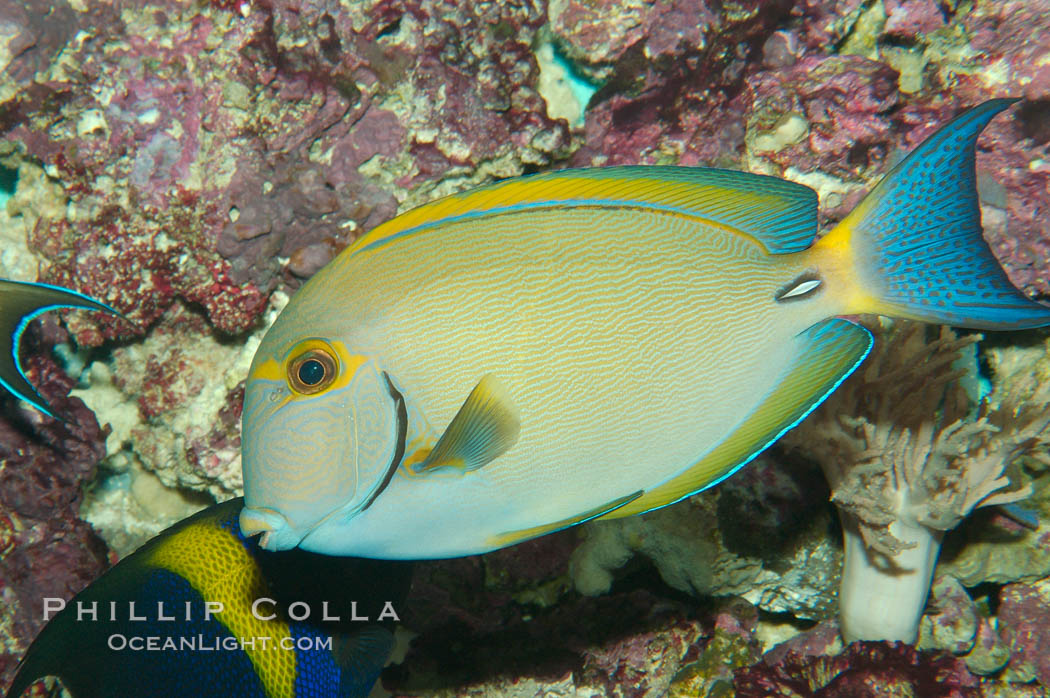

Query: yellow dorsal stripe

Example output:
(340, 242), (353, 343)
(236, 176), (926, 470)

(347, 167), (812, 257)
(146, 523), (296, 698)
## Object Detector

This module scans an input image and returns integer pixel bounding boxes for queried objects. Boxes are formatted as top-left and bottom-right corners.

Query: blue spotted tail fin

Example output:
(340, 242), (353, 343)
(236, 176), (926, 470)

(818, 98), (1050, 330)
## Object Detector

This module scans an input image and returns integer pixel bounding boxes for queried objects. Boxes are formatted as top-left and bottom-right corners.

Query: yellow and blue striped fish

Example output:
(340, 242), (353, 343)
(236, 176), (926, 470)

(5, 499), (413, 698)
(239, 99), (1050, 559)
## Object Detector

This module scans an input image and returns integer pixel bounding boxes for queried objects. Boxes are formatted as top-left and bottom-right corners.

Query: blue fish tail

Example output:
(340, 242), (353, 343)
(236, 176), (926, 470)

(822, 98), (1050, 330)
(0, 278), (123, 418)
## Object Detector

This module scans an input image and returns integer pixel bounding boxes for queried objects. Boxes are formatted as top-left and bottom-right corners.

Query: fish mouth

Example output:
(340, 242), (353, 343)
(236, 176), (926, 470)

(239, 507), (306, 551)
(240, 374), (407, 553)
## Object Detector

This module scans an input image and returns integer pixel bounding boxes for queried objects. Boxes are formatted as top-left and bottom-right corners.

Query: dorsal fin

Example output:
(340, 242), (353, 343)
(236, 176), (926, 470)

(350, 166), (819, 257)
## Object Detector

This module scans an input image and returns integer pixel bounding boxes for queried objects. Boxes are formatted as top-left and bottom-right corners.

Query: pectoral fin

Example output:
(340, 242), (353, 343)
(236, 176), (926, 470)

(415, 374), (520, 473)
(489, 489), (644, 548)
(0, 279), (121, 417)
(333, 626), (396, 697)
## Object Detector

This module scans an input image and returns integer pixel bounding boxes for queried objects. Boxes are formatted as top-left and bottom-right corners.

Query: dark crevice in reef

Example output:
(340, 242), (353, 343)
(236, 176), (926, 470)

(388, 557), (705, 692)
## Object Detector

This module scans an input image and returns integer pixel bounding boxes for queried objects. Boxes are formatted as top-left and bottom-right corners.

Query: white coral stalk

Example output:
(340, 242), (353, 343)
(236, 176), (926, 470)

(838, 509), (941, 643)
(786, 321), (1043, 645)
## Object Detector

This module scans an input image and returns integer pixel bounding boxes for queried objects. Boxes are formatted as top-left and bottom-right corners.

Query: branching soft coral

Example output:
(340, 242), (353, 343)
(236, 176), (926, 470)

(784, 320), (1048, 644)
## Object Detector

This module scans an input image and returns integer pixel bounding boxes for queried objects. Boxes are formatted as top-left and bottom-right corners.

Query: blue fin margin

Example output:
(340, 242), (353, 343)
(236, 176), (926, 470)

(0, 278), (121, 418)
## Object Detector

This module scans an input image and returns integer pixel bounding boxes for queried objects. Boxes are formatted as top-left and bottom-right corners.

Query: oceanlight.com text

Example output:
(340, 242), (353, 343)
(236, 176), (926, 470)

(107, 634), (334, 652)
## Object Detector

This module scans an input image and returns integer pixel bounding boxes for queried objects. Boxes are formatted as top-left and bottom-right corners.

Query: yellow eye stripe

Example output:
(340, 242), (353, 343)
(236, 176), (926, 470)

(248, 338), (368, 399)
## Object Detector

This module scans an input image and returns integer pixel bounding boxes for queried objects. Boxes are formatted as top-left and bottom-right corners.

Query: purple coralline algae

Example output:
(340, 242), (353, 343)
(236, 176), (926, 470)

(745, 55), (901, 182)
(568, 0), (793, 169)
(735, 641), (980, 697)
(0, 343), (109, 691)
(3, 0), (573, 322)
(997, 582), (1050, 685)
(882, 0), (946, 40)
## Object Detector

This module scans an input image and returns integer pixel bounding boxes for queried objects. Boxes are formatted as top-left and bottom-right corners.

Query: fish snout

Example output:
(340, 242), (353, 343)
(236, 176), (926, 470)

(239, 507), (305, 551)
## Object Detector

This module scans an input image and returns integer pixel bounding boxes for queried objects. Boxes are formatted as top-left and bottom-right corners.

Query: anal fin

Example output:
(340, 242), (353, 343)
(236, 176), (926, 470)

(488, 490), (644, 548)
(602, 318), (873, 519)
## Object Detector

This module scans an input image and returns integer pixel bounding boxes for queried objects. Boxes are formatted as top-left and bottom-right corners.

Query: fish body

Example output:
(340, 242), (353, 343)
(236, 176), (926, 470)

(4, 499), (413, 698)
(239, 99), (1050, 559)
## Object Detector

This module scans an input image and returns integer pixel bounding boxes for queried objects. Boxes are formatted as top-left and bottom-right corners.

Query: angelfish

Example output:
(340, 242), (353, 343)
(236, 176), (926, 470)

(239, 98), (1050, 559)
(0, 278), (120, 417)
(4, 499), (413, 698)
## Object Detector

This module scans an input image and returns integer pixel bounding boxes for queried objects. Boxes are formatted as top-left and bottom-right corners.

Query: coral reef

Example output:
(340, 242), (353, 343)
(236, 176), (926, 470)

(0, 342), (109, 689)
(3, 0), (1050, 694)
(783, 320), (1045, 643)
(570, 454), (843, 621)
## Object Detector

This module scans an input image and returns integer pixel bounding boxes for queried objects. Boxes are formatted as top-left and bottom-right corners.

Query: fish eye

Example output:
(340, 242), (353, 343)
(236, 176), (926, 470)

(299, 359), (325, 385)
(288, 348), (337, 395)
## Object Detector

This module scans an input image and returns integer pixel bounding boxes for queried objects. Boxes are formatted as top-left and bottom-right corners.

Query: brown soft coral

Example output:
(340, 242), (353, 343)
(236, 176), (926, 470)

(785, 320), (1045, 643)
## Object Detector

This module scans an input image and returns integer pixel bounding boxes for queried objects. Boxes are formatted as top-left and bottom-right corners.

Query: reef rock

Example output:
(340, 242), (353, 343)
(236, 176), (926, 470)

(570, 455), (842, 621)
(0, 348), (109, 691)
(735, 641), (980, 697)
(917, 576), (978, 656)
(997, 581), (1050, 685)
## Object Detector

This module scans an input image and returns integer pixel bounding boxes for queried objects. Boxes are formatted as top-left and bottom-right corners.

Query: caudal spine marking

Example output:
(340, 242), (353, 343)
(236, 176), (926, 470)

(775, 274), (823, 303)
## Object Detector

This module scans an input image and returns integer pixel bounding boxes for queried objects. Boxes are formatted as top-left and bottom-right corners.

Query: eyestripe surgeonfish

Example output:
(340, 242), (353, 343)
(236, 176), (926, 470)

(0, 278), (120, 418)
(4, 498), (413, 698)
(239, 99), (1050, 559)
